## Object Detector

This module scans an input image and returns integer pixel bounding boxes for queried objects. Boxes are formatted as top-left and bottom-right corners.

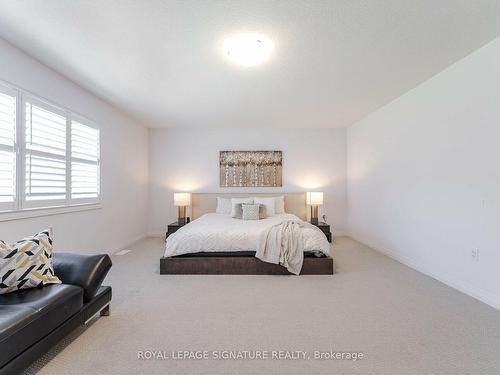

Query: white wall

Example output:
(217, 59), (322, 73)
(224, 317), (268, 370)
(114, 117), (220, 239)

(0, 38), (149, 253)
(148, 128), (347, 236)
(347, 37), (500, 309)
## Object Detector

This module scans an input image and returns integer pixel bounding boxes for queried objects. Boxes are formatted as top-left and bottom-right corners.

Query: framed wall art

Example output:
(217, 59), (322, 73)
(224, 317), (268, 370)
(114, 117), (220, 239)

(219, 151), (282, 187)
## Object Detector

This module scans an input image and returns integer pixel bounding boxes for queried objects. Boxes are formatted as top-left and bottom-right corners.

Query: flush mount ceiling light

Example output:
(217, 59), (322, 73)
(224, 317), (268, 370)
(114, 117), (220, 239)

(223, 33), (274, 67)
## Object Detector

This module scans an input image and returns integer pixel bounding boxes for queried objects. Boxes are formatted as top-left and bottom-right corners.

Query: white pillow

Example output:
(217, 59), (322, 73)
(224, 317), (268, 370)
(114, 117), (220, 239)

(231, 197), (254, 217)
(215, 197), (232, 214)
(253, 197), (276, 216)
(274, 196), (285, 214)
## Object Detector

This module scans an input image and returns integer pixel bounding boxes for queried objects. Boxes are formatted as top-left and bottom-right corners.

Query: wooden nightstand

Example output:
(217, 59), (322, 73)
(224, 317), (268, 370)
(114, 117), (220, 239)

(165, 221), (187, 240)
(313, 221), (333, 242)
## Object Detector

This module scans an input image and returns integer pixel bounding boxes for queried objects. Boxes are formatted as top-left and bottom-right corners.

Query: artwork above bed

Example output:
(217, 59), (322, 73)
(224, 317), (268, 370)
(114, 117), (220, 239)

(220, 151), (282, 187)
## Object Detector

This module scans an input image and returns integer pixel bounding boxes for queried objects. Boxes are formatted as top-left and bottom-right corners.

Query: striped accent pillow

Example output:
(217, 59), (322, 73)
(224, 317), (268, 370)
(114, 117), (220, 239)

(0, 228), (61, 295)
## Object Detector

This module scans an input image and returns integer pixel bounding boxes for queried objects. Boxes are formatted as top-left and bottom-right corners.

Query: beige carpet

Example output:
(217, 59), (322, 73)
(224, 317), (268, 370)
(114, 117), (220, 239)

(25, 237), (500, 375)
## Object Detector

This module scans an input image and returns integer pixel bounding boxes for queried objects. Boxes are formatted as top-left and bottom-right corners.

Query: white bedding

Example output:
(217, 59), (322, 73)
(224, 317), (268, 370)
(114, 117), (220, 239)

(164, 213), (330, 257)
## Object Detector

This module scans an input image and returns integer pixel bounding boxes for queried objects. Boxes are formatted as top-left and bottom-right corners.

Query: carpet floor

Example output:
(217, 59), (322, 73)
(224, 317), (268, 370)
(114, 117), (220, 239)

(25, 237), (500, 375)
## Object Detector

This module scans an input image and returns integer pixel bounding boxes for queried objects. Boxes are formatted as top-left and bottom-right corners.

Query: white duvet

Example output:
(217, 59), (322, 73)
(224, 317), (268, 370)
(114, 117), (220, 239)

(164, 213), (330, 257)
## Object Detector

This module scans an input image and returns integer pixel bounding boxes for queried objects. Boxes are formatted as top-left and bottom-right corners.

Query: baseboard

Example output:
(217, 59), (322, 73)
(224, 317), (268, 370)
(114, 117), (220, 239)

(110, 233), (148, 254)
(147, 231), (164, 238)
(349, 233), (500, 311)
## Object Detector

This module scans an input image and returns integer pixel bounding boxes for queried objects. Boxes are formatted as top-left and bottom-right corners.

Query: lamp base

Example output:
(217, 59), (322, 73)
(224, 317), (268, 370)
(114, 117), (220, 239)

(178, 206), (186, 226)
(310, 205), (319, 225)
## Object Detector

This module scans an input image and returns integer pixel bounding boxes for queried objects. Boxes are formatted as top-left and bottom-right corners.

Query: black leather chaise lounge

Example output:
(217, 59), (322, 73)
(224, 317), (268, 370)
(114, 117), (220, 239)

(0, 253), (112, 375)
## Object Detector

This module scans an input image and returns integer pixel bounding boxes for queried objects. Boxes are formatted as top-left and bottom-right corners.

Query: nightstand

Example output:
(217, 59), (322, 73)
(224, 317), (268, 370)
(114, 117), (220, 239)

(165, 221), (187, 240)
(313, 221), (332, 242)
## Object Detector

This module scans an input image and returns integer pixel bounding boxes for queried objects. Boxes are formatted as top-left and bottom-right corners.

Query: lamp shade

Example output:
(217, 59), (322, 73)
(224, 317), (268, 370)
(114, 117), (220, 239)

(306, 192), (323, 205)
(173, 193), (191, 207)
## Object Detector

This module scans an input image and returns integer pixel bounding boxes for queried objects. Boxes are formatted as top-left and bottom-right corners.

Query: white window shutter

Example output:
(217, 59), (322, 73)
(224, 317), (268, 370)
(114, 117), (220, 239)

(71, 121), (100, 200)
(24, 100), (67, 204)
(0, 89), (16, 210)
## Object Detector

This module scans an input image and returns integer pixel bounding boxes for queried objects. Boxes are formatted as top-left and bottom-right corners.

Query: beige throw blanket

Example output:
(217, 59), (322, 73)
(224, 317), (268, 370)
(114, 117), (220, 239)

(256, 220), (308, 275)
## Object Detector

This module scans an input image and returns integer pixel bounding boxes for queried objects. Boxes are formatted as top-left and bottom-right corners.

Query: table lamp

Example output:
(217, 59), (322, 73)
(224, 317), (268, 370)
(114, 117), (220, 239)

(307, 192), (323, 225)
(174, 193), (191, 225)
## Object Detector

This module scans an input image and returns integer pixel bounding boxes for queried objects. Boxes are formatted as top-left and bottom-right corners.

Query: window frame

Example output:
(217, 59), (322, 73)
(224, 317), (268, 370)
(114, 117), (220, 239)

(0, 79), (101, 216)
(22, 94), (69, 209)
(0, 82), (18, 212)
(69, 113), (101, 205)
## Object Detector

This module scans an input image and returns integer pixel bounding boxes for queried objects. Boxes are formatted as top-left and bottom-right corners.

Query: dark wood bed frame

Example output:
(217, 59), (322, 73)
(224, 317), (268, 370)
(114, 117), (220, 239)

(160, 193), (334, 275)
(160, 252), (334, 275)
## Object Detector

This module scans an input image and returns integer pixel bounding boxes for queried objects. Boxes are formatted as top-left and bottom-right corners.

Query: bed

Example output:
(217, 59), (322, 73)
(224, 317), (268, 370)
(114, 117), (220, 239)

(160, 193), (334, 275)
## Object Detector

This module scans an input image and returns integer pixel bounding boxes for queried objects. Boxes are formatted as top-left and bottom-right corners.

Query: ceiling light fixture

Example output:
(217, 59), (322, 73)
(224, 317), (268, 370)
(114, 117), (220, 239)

(223, 33), (274, 67)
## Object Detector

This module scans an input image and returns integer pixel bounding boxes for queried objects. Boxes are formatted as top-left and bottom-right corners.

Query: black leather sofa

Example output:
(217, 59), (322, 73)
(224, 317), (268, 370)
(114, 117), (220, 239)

(0, 253), (112, 375)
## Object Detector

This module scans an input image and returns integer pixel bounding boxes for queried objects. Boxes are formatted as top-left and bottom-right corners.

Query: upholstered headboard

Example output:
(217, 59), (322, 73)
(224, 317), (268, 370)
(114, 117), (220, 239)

(191, 193), (306, 220)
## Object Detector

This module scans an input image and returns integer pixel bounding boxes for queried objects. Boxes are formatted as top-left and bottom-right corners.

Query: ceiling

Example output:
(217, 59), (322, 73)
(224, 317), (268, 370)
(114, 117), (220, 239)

(0, 0), (499, 129)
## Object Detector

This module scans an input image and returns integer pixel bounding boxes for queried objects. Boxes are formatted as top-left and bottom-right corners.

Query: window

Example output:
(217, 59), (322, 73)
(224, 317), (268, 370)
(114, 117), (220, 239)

(0, 87), (17, 211)
(0, 81), (100, 214)
(24, 99), (67, 206)
(71, 119), (100, 200)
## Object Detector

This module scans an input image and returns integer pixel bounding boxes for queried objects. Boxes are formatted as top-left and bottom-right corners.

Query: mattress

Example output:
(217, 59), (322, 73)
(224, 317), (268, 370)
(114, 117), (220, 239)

(164, 213), (330, 257)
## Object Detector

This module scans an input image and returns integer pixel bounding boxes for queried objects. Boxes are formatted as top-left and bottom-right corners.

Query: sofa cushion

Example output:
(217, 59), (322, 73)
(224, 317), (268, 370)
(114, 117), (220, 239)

(0, 228), (61, 295)
(53, 253), (112, 302)
(0, 284), (83, 368)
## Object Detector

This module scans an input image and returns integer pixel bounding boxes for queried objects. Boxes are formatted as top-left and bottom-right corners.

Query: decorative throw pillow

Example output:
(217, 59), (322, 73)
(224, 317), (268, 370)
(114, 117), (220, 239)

(274, 196), (285, 214)
(258, 205), (267, 219)
(232, 203), (244, 219)
(242, 204), (261, 220)
(231, 197), (253, 217)
(216, 197), (232, 214)
(253, 197), (276, 216)
(233, 203), (267, 219)
(0, 228), (61, 295)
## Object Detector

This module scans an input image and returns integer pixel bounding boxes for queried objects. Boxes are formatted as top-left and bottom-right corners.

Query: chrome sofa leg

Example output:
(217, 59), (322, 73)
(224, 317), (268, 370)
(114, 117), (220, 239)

(100, 304), (110, 316)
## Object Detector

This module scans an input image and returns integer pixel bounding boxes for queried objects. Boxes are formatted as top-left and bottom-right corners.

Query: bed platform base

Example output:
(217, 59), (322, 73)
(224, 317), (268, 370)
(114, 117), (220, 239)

(160, 254), (334, 275)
